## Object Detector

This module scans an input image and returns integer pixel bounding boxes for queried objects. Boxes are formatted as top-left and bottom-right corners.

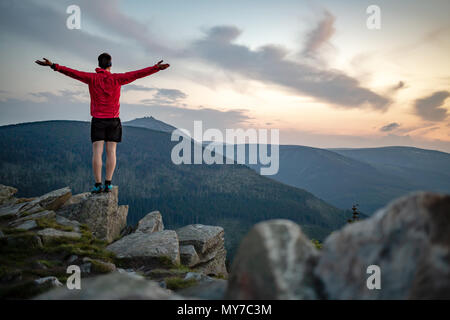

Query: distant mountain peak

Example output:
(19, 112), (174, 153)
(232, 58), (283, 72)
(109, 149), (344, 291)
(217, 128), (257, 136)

(123, 116), (176, 133)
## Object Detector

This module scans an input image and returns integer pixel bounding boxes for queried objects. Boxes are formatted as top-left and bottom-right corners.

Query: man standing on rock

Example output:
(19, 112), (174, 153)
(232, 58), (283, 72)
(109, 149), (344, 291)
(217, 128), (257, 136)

(35, 53), (170, 193)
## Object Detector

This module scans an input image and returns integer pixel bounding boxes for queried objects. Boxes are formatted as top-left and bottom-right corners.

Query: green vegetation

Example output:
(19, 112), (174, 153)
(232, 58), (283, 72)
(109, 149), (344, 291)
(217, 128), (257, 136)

(0, 214), (116, 299)
(165, 277), (198, 291)
(311, 239), (323, 250)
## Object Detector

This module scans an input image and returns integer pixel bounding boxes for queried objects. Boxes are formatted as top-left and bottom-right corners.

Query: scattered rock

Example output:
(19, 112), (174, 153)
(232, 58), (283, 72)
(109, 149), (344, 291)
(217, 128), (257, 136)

(56, 186), (127, 243)
(20, 187), (71, 213)
(35, 273), (181, 300)
(55, 215), (80, 232)
(184, 272), (212, 282)
(0, 184), (18, 205)
(315, 192), (450, 300)
(180, 245), (200, 267)
(34, 276), (63, 288)
(107, 230), (180, 268)
(37, 228), (81, 243)
(225, 219), (319, 300)
(14, 219), (37, 231)
(9, 210), (56, 227)
(83, 257), (116, 273)
(0, 202), (28, 219)
(176, 224), (227, 276)
(136, 211), (164, 234)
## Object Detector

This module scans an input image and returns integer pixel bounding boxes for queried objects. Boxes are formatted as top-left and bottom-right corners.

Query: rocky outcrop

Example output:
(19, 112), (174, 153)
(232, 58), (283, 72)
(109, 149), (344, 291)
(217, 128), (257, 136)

(136, 211), (164, 233)
(225, 220), (319, 300)
(56, 186), (127, 243)
(226, 192), (450, 300)
(21, 187), (72, 213)
(315, 192), (450, 300)
(0, 184), (18, 205)
(107, 230), (180, 267)
(37, 228), (82, 243)
(176, 224), (227, 276)
(35, 272), (181, 300)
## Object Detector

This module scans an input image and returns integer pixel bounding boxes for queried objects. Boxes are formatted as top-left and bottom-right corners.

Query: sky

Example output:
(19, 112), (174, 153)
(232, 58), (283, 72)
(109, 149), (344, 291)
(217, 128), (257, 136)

(0, 0), (449, 151)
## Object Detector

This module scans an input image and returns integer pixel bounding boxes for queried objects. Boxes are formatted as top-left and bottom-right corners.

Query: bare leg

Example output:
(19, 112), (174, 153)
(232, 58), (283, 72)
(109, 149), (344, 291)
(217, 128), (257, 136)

(92, 141), (104, 183)
(105, 141), (117, 181)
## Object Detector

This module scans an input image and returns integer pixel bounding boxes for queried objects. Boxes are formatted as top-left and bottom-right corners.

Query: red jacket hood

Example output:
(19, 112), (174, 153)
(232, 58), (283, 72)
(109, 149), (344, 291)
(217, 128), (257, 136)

(95, 68), (111, 73)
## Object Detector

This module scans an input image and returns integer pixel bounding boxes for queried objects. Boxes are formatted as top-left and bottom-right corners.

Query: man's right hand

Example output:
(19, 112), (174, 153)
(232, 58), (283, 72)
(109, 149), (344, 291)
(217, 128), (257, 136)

(35, 58), (53, 67)
(156, 60), (170, 70)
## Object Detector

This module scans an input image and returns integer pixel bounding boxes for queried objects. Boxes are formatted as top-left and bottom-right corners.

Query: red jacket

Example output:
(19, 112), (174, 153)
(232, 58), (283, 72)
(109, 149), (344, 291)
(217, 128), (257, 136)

(52, 64), (160, 118)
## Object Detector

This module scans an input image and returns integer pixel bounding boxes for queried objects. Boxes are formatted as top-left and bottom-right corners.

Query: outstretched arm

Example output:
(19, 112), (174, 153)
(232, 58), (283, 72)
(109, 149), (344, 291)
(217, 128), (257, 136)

(35, 58), (93, 84)
(115, 60), (170, 85)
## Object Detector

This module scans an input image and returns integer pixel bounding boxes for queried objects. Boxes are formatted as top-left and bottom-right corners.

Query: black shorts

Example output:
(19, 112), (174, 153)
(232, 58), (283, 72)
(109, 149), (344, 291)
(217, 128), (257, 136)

(91, 117), (122, 143)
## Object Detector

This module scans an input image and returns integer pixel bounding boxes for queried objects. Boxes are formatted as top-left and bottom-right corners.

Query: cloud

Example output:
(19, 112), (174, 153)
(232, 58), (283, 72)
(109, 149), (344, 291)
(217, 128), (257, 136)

(191, 25), (391, 110)
(414, 91), (449, 121)
(380, 122), (400, 132)
(123, 85), (188, 105)
(76, 0), (178, 57)
(301, 10), (336, 57)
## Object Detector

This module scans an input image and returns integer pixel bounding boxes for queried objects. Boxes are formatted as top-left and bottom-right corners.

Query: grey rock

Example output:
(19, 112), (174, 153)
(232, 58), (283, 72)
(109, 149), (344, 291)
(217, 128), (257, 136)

(225, 219), (319, 300)
(0, 184), (18, 205)
(15, 219), (38, 231)
(136, 211), (164, 234)
(37, 228), (82, 243)
(0, 202), (28, 218)
(20, 187), (71, 213)
(176, 224), (227, 276)
(194, 247), (227, 276)
(184, 272), (212, 282)
(55, 215), (80, 232)
(107, 230), (180, 267)
(35, 272), (181, 300)
(83, 257), (116, 273)
(180, 245), (200, 267)
(177, 224), (224, 255)
(9, 210), (56, 227)
(56, 187), (127, 243)
(0, 230), (4, 239)
(315, 192), (450, 300)
(34, 276), (63, 288)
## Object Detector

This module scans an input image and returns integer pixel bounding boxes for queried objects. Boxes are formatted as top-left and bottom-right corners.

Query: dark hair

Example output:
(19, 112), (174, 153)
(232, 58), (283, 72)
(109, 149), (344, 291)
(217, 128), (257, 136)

(98, 53), (112, 69)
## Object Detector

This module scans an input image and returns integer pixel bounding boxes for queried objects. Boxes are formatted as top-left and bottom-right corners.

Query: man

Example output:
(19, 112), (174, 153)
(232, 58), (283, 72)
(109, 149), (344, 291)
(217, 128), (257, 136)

(35, 53), (170, 193)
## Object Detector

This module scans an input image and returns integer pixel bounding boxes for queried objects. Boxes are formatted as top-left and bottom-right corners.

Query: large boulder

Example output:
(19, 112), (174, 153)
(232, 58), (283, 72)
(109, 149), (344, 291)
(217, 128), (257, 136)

(136, 211), (164, 233)
(315, 192), (450, 300)
(0, 184), (18, 205)
(176, 224), (227, 276)
(56, 186), (127, 243)
(35, 272), (180, 300)
(225, 219), (319, 300)
(20, 187), (71, 213)
(106, 230), (180, 268)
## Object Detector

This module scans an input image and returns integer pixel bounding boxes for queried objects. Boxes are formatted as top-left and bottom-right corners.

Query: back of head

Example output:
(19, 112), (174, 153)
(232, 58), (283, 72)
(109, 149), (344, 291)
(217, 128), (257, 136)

(98, 53), (112, 69)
